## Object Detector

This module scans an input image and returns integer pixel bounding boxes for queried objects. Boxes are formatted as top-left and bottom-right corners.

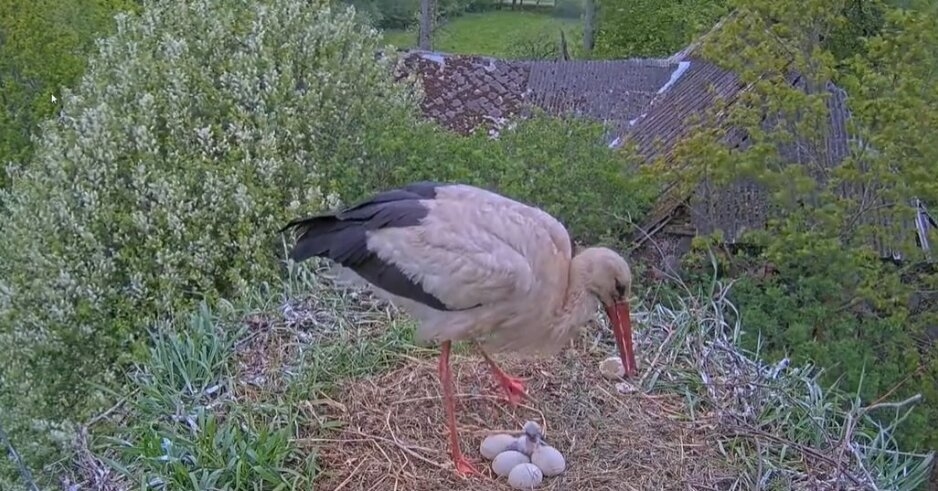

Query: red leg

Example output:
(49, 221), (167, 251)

(438, 341), (482, 477)
(476, 343), (527, 405)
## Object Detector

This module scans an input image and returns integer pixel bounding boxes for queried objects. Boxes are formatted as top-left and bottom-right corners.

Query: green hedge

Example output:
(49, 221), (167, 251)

(0, 0), (421, 480)
(595, 0), (727, 58)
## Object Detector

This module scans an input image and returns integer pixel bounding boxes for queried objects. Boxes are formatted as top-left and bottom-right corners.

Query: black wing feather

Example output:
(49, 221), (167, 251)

(280, 182), (460, 311)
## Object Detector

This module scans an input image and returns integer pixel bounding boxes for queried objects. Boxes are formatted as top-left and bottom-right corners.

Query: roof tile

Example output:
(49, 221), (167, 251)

(394, 50), (680, 135)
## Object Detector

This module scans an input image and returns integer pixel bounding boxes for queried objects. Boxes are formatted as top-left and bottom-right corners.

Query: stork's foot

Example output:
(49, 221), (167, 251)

(475, 343), (529, 406)
(453, 455), (483, 477)
(497, 375), (527, 406)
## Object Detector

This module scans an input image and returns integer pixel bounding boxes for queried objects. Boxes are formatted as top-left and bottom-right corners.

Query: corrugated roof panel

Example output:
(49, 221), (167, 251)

(524, 59), (677, 123)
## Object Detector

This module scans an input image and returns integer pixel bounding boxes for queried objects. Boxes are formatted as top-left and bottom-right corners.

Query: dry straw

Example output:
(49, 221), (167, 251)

(297, 267), (934, 490)
(66, 261), (934, 490)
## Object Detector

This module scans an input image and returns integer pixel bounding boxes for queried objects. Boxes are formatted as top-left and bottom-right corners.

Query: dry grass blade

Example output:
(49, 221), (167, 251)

(631, 279), (935, 491)
(62, 427), (129, 491)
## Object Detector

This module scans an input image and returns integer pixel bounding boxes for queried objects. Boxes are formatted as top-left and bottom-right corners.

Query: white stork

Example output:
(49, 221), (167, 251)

(281, 181), (636, 476)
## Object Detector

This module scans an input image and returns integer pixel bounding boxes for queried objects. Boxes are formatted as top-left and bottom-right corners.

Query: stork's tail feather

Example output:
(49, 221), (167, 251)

(279, 214), (348, 263)
(278, 213), (331, 234)
(280, 184), (435, 266)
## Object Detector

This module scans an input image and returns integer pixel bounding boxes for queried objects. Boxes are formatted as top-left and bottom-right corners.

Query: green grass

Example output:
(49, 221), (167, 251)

(46, 262), (427, 490)
(382, 10), (583, 58)
(29, 258), (929, 490)
(0, 248), (922, 490)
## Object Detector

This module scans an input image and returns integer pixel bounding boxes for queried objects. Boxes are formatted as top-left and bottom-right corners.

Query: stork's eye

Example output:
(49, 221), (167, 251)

(614, 279), (626, 298)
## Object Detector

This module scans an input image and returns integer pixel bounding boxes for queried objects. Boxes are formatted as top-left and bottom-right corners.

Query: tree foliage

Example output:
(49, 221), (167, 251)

(351, 114), (658, 245)
(0, 0), (140, 187)
(594, 0), (728, 58)
(654, 0), (938, 450)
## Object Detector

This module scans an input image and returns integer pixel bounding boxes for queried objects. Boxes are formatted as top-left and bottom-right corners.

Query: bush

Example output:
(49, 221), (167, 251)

(595, 0), (727, 58)
(504, 28), (562, 59)
(678, 232), (938, 451)
(352, 114), (658, 245)
(502, 24), (585, 60)
(0, 0), (420, 479)
(0, 0), (139, 187)
(342, 0), (488, 30)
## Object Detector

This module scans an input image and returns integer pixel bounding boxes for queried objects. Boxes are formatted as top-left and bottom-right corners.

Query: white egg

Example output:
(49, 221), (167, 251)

(531, 445), (566, 476)
(507, 462), (544, 489)
(599, 356), (625, 379)
(492, 450), (530, 477)
(480, 433), (516, 460)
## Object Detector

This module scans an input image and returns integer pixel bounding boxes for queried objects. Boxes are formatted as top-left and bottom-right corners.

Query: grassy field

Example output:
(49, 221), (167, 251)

(382, 10), (582, 57)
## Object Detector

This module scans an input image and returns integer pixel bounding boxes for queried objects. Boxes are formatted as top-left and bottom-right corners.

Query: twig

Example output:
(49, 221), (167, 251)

(332, 458), (367, 491)
(0, 421), (39, 491)
(348, 429), (447, 469)
(858, 393), (922, 416)
(728, 425), (866, 487)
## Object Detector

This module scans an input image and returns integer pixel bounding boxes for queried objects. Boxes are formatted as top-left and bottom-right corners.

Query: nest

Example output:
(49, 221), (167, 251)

(302, 347), (736, 490)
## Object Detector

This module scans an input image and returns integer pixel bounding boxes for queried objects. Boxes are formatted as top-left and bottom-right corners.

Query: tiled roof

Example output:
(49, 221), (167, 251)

(393, 51), (531, 135)
(524, 59), (676, 125)
(621, 58), (745, 159)
(391, 48), (929, 260)
(393, 50), (680, 136)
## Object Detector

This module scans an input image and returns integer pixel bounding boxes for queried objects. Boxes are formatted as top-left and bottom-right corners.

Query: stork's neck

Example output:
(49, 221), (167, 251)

(556, 253), (600, 331)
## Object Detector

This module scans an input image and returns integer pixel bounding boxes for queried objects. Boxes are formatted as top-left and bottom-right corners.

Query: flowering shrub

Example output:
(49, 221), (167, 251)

(0, 0), (419, 474)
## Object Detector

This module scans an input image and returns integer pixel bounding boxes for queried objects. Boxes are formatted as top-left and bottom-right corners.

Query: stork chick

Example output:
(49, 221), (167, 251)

(511, 421), (545, 456)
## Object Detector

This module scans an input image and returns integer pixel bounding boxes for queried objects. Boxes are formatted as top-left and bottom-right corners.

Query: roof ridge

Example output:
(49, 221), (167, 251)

(667, 9), (740, 62)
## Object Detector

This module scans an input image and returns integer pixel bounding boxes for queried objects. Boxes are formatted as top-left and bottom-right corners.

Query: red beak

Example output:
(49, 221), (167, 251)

(605, 301), (636, 377)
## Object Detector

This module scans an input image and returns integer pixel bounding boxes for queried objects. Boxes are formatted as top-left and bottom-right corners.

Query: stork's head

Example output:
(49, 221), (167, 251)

(579, 247), (632, 305)
(577, 247), (637, 377)
(522, 421), (545, 444)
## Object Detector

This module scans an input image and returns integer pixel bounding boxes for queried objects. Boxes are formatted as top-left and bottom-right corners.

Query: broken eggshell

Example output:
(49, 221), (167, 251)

(480, 433), (517, 460)
(599, 356), (625, 379)
(507, 462), (544, 489)
(492, 450), (530, 477)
